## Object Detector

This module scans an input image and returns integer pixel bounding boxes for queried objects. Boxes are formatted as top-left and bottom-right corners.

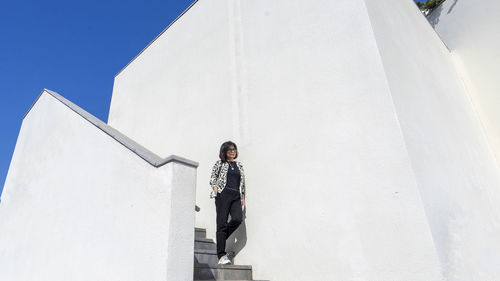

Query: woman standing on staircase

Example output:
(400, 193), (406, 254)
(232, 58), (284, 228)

(209, 141), (246, 265)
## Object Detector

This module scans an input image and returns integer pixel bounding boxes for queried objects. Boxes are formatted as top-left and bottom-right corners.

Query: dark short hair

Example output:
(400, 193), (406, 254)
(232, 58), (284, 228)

(219, 141), (238, 162)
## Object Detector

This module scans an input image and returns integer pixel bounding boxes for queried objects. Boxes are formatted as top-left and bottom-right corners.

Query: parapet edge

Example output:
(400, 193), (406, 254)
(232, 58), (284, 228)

(23, 89), (199, 169)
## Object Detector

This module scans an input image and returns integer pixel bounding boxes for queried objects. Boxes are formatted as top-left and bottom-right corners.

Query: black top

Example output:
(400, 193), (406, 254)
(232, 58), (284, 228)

(225, 161), (241, 192)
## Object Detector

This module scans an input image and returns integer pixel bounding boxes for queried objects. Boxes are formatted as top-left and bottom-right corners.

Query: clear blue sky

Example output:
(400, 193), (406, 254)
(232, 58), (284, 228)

(0, 0), (194, 197)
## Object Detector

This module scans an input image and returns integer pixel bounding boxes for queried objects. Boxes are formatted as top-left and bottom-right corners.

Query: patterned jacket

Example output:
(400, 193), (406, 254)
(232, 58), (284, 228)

(209, 160), (246, 198)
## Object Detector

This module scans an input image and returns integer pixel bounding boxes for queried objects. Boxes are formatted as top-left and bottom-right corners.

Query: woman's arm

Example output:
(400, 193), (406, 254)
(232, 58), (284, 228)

(239, 163), (246, 199)
(209, 160), (221, 190)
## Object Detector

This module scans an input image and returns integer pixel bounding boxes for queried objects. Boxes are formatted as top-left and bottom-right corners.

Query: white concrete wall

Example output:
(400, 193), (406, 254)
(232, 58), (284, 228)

(428, 0), (500, 166)
(364, 0), (500, 280)
(108, 1), (448, 280)
(0, 91), (197, 281)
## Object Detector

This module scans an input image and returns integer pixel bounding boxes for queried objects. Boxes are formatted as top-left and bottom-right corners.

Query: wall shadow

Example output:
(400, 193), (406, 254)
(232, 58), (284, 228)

(225, 207), (248, 263)
(428, 4), (444, 28)
(447, 0), (458, 14)
(428, 0), (459, 28)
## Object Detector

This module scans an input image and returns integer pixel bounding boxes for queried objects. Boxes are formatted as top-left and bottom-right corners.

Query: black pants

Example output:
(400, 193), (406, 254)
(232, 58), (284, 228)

(215, 187), (243, 259)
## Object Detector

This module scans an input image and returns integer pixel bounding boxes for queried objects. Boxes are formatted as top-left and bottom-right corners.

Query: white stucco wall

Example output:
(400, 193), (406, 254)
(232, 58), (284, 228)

(0, 91), (197, 281)
(364, 0), (500, 280)
(428, 0), (500, 167)
(108, 1), (450, 280)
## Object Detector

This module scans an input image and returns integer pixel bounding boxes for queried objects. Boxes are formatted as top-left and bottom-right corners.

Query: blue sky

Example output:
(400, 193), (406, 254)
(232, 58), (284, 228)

(0, 0), (194, 197)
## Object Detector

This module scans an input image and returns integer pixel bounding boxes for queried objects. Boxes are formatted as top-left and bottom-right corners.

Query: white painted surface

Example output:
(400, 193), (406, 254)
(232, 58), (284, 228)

(365, 0), (500, 280)
(0, 91), (197, 281)
(105, 0), (490, 280)
(428, 0), (500, 166)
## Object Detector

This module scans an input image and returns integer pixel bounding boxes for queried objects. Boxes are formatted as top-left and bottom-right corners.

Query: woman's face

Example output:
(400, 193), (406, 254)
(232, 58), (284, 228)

(226, 145), (237, 160)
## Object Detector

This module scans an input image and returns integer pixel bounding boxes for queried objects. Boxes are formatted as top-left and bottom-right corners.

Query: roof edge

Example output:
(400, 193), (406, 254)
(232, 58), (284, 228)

(23, 89), (199, 169)
(114, 0), (200, 78)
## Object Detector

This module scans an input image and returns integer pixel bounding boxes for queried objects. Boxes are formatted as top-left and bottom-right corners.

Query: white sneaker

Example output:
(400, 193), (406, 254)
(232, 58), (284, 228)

(218, 254), (232, 265)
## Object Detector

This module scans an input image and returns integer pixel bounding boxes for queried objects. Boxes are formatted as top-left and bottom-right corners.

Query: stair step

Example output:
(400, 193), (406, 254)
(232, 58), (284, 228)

(194, 264), (252, 280)
(195, 227), (207, 239)
(195, 249), (217, 254)
(194, 248), (219, 265)
(193, 227), (267, 280)
(195, 264), (252, 269)
(196, 237), (214, 243)
(195, 238), (216, 250)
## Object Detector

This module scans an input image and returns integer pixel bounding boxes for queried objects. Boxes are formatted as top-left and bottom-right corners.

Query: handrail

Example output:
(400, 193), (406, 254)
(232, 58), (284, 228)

(23, 89), (198, 168)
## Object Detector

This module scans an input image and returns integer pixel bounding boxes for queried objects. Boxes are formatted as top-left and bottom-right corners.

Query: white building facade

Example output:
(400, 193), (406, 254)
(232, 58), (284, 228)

(108, 0), (500, 280)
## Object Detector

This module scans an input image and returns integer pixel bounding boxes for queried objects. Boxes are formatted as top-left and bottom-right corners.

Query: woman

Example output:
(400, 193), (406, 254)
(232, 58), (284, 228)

(209, 141), (246, 265)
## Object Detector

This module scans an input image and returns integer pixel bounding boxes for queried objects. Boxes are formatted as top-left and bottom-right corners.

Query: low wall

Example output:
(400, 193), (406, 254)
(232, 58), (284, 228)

(0, 90), (198, 281)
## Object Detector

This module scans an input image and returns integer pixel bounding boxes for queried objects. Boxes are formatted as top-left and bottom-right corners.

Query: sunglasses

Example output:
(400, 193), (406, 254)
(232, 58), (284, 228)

(227, 148), (237, 152)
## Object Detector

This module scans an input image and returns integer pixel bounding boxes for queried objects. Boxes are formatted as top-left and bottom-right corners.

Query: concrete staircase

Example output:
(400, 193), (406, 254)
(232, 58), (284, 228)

(194, 227), (268, 281)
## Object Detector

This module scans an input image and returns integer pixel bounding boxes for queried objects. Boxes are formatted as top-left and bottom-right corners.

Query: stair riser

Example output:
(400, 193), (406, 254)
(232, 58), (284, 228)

(194, 267), (252, 280)
(194, 252), (219, 265)
(195, 241), (216, 251)
(195, 229), (207, 239)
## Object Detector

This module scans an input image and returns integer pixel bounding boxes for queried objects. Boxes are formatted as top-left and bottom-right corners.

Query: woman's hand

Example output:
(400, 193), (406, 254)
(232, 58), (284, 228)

(241, 198), (245, 207)
(212, 186), (218, 194)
